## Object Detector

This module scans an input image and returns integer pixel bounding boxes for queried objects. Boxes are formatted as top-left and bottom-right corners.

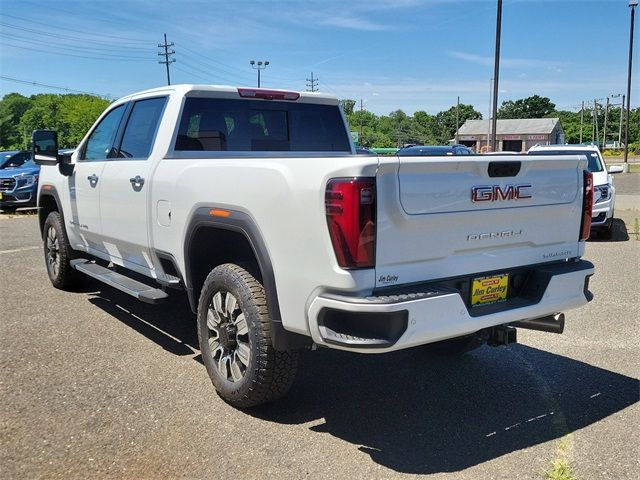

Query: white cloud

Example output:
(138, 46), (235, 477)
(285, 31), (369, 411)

(448, 50), (566, 71)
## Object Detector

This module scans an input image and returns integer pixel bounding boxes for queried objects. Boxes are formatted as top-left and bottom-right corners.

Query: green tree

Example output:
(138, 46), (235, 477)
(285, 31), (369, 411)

(498, 95), (556, 119)
(0, 92), (111, 150)
(0, 93), (33, 149)
(339, 99), (356, 116)
(435, 104), (482, 143)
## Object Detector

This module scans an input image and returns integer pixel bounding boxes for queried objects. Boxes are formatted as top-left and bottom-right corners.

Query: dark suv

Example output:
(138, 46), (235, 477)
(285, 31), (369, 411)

(397, 144), (474, 156)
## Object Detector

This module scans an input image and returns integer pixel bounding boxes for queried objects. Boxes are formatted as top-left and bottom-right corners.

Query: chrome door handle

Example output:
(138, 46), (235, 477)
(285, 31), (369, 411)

(129, 176), (144, 188)
(87, 174), (98, 183)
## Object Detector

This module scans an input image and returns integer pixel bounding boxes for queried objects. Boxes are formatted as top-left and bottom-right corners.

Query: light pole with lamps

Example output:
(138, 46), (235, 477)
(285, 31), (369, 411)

(623, 0), (637, 172)
(249, 60), (269, 88)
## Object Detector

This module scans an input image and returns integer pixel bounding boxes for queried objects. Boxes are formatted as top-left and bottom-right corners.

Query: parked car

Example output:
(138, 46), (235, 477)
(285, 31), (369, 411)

(397, 144), (474, 156)
(0, 150), (39, 213)
(528, 145), (622, 238)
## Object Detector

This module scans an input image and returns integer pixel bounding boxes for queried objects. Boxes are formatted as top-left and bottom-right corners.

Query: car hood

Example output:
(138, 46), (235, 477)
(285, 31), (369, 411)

(0, 165), (40, 178)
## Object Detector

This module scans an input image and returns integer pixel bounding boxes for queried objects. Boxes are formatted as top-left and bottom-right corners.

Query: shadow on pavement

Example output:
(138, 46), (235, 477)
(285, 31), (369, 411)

(86, 283), (639, 475)
(588, 218), (630, 242)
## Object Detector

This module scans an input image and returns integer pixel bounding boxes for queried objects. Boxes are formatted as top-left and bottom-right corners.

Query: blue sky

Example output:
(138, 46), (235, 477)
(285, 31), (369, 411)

(0, 0), (637, 116)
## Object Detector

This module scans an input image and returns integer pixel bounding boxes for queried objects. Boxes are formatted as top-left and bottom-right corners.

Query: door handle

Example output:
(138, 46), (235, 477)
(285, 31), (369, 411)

(129, 175), (145, 188)
(87, 174), (98, 184)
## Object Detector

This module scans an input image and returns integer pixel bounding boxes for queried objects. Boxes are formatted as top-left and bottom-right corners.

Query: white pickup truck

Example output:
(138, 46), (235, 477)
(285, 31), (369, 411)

(32, 85), (595, 408)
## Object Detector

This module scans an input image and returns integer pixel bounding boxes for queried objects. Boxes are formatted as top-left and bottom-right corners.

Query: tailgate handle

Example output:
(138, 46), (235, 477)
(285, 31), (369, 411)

(488, 161), (521, 178)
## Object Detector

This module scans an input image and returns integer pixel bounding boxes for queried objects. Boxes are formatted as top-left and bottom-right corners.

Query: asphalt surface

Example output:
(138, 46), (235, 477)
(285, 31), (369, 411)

(1, 215), (638, 479)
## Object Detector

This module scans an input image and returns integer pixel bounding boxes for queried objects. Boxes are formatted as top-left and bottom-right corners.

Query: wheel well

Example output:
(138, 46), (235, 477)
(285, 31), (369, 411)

(38, 194), (59, 238)
(188, 227), (263, 306)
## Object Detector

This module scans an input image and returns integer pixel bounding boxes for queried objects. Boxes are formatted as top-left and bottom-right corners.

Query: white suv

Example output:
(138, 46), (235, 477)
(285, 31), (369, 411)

(528, 145), (622, 238)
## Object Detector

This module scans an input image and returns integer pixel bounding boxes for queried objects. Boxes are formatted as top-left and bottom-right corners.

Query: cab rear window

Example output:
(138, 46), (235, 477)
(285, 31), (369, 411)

(175, 98), (350, 152)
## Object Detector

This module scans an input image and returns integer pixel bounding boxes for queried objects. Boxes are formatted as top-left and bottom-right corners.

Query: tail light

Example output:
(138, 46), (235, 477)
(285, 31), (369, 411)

(580, 171), (594, 240)
(237, 88), (300, 101)
(325, 178), (376, 269)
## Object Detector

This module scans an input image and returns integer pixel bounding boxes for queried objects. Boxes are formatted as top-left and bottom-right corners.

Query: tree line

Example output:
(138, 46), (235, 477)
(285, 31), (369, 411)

(0, 92), (111, 150)
(0, 92), (638, 152)
(342, 95), (639, 150)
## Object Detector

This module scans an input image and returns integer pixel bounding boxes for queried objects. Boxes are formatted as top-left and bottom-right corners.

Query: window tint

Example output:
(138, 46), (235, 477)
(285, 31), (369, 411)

(82, 104), (126, 161)
(529, 150), (603, 172)
(175, 98), (350, 152)
(118, 97), (167, 159)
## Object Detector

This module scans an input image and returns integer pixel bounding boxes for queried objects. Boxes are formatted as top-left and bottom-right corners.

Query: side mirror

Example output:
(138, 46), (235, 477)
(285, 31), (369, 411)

(32, 130), (59, 166)
(608, 165), (624, 174)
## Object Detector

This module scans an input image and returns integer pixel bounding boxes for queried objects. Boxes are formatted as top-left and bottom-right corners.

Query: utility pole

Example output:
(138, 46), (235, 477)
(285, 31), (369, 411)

(359, 99), (364, 146)
(490, 0), (503, 152)
(306, 72), (318, 92)
(602, 96), (610, 150)
(487, 78), (493, 152)
(455, 96), (460, 144)
(250, 60), (269, 88)
(623, 0), (637, 172)
(579, 101), (584, 144)
(157, 33), (175, 86)
(593, 100), (600, 145)
(619, 94), (625, 147)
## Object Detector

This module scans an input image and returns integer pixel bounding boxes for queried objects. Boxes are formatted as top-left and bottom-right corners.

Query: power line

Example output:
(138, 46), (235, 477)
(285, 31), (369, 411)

(0, 75), (108, 97)
(1, 41), (153, 62)
(0, 32), (153, 60)
(158, 33), (176, 86)
(0, 12), (149, 44)
(0, 21), (152, 50)
(306, 72), (318, 92)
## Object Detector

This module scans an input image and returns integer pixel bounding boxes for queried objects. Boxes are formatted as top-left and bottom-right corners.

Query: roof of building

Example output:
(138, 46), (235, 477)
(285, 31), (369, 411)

(458, 118), (561, 135)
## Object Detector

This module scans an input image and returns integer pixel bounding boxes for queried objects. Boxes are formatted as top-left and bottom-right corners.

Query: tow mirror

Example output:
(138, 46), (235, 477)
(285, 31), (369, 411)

(32, 130), (59, 166)
(608, 165), (624, 174)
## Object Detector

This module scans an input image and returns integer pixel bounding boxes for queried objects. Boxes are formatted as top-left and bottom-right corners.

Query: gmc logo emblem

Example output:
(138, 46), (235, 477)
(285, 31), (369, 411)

(471, 184), (532, 202)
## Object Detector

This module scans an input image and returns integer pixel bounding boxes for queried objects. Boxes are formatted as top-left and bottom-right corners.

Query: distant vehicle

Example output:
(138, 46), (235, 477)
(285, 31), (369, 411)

(482, 151), (520, 155)
(397, 145), (474, 156)
(528, 145), (622, 238)
(0, 150), (39, 212)
(355, 147), (376, 155)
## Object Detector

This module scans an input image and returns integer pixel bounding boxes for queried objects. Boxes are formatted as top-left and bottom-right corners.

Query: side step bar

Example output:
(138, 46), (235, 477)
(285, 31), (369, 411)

(70, 259), (168, 304)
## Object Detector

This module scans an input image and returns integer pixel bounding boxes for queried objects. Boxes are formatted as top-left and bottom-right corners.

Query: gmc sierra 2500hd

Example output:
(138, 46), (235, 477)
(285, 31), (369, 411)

(32, 85), (594, 408)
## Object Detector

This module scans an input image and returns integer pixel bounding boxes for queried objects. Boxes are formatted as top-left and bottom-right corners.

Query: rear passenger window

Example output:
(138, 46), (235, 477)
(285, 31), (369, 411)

(175, 97), (350, 152)
(118, 97), (167, 159)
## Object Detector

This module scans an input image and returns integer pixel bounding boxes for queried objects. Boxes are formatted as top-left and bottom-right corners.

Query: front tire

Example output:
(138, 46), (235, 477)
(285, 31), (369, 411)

(197, 263), (298, 408)
(42, 211), (83, 290)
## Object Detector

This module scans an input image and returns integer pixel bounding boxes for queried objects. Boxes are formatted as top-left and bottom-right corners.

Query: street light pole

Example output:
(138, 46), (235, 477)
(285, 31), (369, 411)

(249, 60), (269, 88)
(623, 0), (637, 172)
(491, 0), (503, 152)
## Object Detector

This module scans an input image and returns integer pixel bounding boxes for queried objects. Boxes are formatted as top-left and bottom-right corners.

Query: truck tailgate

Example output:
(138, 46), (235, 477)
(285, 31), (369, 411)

(375, 154), (587, 288)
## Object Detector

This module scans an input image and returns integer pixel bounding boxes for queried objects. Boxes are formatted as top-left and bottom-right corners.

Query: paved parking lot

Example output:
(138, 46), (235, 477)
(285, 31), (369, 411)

(1, 214), (638, 479)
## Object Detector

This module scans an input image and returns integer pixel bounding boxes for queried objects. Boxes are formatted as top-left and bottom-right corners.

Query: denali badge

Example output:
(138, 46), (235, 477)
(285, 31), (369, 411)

(467, 230), (523, 241)
(471, 184), (532, 202)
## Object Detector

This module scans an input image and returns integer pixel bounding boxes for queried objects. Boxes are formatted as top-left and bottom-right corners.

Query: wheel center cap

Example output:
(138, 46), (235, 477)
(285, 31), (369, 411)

(218, 324), (237, 349)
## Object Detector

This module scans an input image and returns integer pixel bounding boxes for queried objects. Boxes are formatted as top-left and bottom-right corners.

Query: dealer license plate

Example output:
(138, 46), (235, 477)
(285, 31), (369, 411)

(471, 274), (509, 306)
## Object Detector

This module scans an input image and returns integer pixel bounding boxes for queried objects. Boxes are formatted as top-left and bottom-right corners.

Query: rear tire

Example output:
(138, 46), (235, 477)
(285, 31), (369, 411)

(42, 211), (84, 290)
(197, 263), (298, 408)
(423, 334), (485, 356)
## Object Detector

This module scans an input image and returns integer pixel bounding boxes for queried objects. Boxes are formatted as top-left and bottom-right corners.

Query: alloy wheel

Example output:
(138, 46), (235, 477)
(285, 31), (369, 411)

(206, 290), (251, 382)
